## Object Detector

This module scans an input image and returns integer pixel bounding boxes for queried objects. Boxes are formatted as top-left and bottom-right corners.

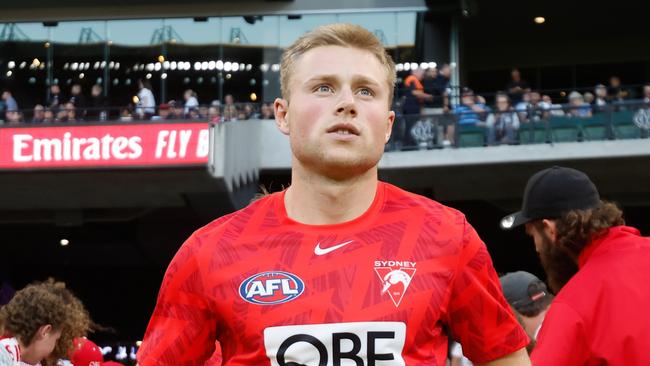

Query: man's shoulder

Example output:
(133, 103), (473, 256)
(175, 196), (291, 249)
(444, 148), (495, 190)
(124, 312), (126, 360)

(381, 182), (466, 223)
(192, 192), (280, 242)
(0, 337), (19, 364)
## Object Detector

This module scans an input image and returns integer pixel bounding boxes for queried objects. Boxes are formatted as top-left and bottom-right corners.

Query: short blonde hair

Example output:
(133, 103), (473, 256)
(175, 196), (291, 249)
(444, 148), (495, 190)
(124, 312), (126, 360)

(280, 23), (396, 104)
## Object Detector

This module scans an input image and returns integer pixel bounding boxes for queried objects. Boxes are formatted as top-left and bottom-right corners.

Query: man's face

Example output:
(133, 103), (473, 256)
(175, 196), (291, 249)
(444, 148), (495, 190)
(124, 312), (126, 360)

(525, 222), (579, 293)
(644, 86), (650, 98)
(511, 70), (521, 81)
(530, 92), (541, 104)
(32, 326), (62, 362)
(495, 96), (509, 111)
(610, 77), (621, 88)
(275, 45), (394, 180)
(461, 94), (474, 106)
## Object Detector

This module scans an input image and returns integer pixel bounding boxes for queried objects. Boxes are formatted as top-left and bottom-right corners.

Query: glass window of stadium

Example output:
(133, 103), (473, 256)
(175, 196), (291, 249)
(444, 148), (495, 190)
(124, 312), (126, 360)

(0, 12), (417, 117)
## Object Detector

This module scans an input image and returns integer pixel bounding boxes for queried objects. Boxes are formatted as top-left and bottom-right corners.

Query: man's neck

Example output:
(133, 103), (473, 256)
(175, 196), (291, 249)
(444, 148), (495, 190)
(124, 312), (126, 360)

(18, 339), (39, 365)
(285, 163), (379, 225)
(522, 309), (548, 340)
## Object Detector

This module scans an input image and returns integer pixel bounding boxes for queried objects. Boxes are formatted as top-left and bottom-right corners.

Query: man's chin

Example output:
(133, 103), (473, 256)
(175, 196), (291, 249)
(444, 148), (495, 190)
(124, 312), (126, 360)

(539, 239), (579, 293)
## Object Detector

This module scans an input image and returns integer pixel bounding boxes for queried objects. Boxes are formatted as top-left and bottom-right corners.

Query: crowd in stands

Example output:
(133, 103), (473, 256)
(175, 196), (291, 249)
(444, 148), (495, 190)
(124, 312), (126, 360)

(0, 79), (276, 125)
(398, 66), (650, 147)
(2, 67), (650, 150)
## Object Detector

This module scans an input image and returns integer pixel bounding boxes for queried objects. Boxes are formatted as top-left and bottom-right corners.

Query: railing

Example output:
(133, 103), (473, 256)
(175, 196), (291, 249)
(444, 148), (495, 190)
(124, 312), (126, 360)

(386, 102), (650, 151)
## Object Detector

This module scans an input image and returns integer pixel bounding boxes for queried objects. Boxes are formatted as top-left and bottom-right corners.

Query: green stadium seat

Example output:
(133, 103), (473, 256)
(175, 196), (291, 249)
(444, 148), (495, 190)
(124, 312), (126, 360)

(457, 124), (486, 147)
(522, 122), (550, 144)
(612, 109), (642, 139)
(549, 116), (580, 142)
(582, 114), (609, 141)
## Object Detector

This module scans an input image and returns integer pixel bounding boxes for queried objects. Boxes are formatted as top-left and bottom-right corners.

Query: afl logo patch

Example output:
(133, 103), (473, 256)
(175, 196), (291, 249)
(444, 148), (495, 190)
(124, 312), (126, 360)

(239, 271), (305, 305)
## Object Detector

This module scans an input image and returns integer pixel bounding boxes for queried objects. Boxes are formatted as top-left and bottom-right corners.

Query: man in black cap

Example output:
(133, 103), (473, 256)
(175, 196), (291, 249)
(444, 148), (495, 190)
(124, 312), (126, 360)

(499, 272), (553, 345)
(501, 166), (650, 365)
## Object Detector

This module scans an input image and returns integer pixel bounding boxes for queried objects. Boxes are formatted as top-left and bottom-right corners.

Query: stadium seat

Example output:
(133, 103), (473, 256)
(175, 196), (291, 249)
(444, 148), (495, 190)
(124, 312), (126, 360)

(549, 116), (580, 142)
(611, 110), (642, 139)
(581, 114), (609, 141)
(522, 122), (550, 144)
(457, 124), (486, 147)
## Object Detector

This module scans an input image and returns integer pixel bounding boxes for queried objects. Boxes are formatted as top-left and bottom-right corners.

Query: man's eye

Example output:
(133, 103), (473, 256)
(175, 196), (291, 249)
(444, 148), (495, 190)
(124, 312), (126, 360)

(358, 88), (374, 96)
(317, 85), (332, 93)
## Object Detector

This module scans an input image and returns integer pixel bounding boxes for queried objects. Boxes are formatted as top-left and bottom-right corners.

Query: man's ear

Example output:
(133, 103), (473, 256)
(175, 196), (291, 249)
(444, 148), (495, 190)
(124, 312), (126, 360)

(37, 324), (53, 340)
(542, 219), (557, 242)
(385, 110), (395, 143)
(274, 98), (290, 135)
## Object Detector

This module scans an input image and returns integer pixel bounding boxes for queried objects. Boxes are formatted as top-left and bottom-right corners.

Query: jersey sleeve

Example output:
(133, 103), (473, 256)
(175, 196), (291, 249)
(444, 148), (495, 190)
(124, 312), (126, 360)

(444, 218), (529, 364)
(531, 301), (589, 365)
(137, 234), (218, 366)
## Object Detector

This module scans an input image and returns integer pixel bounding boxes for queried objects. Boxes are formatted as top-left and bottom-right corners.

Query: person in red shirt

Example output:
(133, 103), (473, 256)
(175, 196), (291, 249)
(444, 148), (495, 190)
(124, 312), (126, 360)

(501, 166), (650, 365)
(137, 23), (530, 366)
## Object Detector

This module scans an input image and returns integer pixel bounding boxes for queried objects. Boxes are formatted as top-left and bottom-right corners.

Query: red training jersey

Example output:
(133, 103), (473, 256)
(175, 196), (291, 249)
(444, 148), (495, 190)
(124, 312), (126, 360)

(532, 226), (650, 365)
(138, 182), (528, 365)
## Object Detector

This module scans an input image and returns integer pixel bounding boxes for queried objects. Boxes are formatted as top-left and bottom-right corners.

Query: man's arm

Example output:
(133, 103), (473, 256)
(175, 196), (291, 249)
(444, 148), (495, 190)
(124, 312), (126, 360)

(478, 348), (531, 366)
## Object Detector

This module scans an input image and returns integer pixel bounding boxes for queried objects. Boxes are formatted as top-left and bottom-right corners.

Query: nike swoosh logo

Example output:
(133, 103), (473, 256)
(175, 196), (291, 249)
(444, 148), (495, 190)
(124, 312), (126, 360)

(314, 240), (354, 256)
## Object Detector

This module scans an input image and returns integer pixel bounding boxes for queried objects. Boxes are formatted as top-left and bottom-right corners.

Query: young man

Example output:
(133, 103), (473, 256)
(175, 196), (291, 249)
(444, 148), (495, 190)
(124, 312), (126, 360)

(138, 24), (530, 366)
(498, 272), (552, 343)
(0, 279), (92, 366)
(501, 166), (650, 365)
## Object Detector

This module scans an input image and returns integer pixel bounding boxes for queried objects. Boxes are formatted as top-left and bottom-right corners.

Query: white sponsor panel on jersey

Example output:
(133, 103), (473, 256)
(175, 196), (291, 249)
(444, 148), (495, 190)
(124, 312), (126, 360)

(264, 321), (406, 366)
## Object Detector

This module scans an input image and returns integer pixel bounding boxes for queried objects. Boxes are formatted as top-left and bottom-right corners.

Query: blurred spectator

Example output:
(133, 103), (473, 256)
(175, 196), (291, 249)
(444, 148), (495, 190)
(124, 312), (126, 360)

(199, 105), (209, 119)
(208, 106), (222, 123)
(0, 279), (91, 366)
(583, 91), (595, 105)
(43, 108), (55, 123)
(243, 103), (258, 119)
(168, 101), (183, 120)
(642, 84), (650, 104)
(486, 93), (520, 145)
(402, 68), (429, 116)
(437, 63), (451, 91)
(119, 108), (133, 122)
(515, 91), (531, 117)
(69, 84), (87, 118)
(47, 84), (64, 112)
(87, 84), (108, 121)
(183, 89), (199, 115)
(607, 76), (631, 102)
(32, 104), (45, 123)
(135, 79), (156, 119)
(453, 88), (487, 125)
(58, 102), (78, 123)
(422, 67), (448, 115)
(2, 90), (18, 120)
(260, 103), (274, 119)
(567, 91), (592, 118)
(520, 91), (550, 123)
(506, 68), (530, 104)
(593, 84), (608, 111)
(448, 88), (487, 145)
(500, 271), (553, 344)
(5, 110), (23, 124)
(542, 95), (565, 116)
(188, 108), (201, 120)
(154, 103), (171, 120)
(223, 94), (238, 121)
(402, 68), (431, 148)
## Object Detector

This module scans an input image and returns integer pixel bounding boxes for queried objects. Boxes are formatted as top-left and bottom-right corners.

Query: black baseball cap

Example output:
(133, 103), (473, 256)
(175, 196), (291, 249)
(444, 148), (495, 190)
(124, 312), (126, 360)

(501, 166), (600, 229)
(500, 271), (548, 309)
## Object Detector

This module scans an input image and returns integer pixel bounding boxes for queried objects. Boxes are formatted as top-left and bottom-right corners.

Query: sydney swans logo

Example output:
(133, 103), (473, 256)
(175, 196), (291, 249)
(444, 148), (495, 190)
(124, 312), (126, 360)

(374, 260), (416, 307)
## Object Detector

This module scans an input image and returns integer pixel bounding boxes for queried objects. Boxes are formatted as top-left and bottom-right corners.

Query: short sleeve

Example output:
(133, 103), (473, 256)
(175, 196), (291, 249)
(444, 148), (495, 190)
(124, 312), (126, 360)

(137, 235), (218, 366)
(531, 301), (589, 365)
(445, 219), (529, 364)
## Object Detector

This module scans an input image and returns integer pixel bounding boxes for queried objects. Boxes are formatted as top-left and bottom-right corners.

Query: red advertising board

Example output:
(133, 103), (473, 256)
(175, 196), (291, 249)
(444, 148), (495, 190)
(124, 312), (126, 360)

(0, 122), (209, 169)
